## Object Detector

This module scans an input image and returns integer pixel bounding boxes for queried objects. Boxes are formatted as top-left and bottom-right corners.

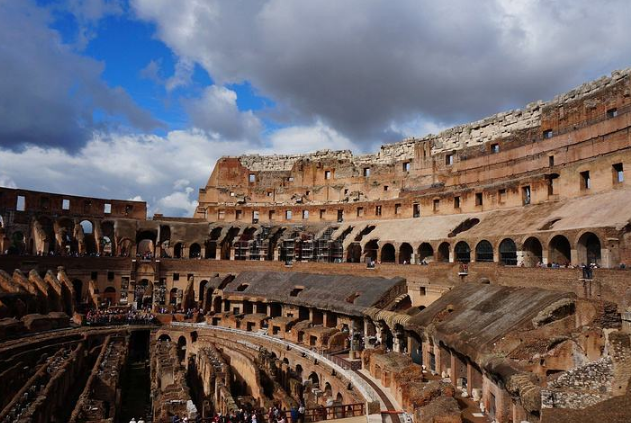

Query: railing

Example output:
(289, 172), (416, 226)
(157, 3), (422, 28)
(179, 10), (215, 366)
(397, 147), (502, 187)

(300, 402), (364, 422)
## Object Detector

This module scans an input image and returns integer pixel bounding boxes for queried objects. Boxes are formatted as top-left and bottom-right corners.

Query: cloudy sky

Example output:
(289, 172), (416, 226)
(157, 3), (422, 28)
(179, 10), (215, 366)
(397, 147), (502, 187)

(1, 0), (631, 216)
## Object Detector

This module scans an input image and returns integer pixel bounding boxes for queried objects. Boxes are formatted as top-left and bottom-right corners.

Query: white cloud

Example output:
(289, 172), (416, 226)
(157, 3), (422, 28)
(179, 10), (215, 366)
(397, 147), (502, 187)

(165, 58), (195, 92)
(256, 122), (358, 155)
(132, 0), (631, 144)
(0, 175), (17, 189)
(185, 85), (262, 140)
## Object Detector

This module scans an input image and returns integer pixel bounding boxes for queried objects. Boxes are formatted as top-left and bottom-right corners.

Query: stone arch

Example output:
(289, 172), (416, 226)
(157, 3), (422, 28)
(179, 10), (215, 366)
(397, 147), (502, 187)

(158, 334), (171, 342)
(454, 241), (471, 263)
(102, 286), (116, 305)
(34, 215), (55, 254)
(8, 231), (26, 255)
(308, 371), (320, 387)
(295, 364), (304, 380)
(72, 279), (83, 304)
(324, 382), (333, 399)
(577, 232), (602, 266)
(189, 243), (201, 258)
(418, 243), (434, 262)
(499, 238), (517, 265)
(173, 242), (184, 258)
(136, 230), (156, 257)
(399, 243), (413, 264)
(549, 235), (572, 265)
(437, 242), (450, 262)
(170, 287), (178, 305)
(118, 238), (133, 257)
(364, 239), (379, 262)
(522, 237), (543, 267)
(475, 240), (494, 262)
(213, 296), (222, 313)
(199, 280), (209, 303)
(177, 335), (186, 363)
(380, 243), (396, 263)
(346, 243), (362, 263)
(77, 220), (96, 255)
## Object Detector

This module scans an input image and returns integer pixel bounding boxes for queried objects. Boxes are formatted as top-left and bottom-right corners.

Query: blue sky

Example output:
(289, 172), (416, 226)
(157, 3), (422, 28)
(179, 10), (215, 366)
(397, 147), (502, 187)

(1, 0), (631, 216)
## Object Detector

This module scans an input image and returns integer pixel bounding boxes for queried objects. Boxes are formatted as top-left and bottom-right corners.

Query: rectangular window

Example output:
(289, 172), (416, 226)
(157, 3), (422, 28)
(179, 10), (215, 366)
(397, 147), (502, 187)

(498, 189), (507, 203)
(549, 156), (555, 167)
(446, 154), (454, 166)
(91, 271), (98, 280)
(125, 204), (133, 215)
(104, 203), (112, 214)
(363, 167), (370, 177)
(287, 177), (294, 182)
(269, 210), (275, 220)
(285, 210), (292, 220)
(375, 205), (382, 216)
(173, 273), (180, 281)
(613, 163), (624, 184)
(522, 186), (531, 205)
(337, 209), (344, 222)
(305, 190), (310, 196)
(319, 209), (326, 219)
(402, 161), (411, 172)
(413, 203), (420, 218)
(62, 198), (70, 210)
(235, 210), (243, 220)
(543, 129), (553, 139)
(420, 287), (426, 296)
(252, 211), (259, 223)
(107, 271), (114, 281)
(394, 203), (401, 215)
(581, 171), (591, 190)
(249, 174), (256, 183)
(324, 170), (332, 180)
(357, 207), (364, 217)
(383, 185), (389, 191)
(454, 196), (460, 209)
(433, 199), (440, 212)
(607, 108), (618, 118)
(491, 143), (500, 153)
(39, 197), (50, 210)
(267, 191), (273, 197)
(16, 195), (25, 211)
(302, 210), (309, 220)
(475, 193), (483, 206)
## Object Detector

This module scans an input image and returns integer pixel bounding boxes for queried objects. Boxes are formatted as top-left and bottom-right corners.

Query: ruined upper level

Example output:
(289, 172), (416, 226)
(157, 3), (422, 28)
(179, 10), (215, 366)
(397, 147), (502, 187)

(196, 68), (631, 223)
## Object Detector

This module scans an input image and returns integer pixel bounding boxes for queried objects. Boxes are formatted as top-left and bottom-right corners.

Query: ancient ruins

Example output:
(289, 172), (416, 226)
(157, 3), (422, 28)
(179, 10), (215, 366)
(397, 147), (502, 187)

(1, 69), (631, 423)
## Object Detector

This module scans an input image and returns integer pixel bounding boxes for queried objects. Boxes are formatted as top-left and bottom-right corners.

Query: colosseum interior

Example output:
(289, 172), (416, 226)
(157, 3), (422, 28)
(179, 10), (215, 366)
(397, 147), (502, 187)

(1, 69), (631, 423)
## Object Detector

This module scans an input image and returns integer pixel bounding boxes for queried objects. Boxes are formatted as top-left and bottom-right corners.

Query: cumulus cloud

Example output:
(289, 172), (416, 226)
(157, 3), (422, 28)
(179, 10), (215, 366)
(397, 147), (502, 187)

(0, 0), (160, 151)
(132, 0), (631, 145)
(184, 86), (263, 140)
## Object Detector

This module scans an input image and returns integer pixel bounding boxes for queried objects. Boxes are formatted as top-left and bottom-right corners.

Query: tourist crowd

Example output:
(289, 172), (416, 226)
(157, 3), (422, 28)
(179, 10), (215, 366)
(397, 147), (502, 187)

(85, 308), (156, 325)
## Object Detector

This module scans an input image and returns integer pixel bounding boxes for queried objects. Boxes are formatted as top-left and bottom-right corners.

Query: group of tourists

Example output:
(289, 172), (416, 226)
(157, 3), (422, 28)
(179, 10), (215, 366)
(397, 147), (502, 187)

(85, 308), (156, 325)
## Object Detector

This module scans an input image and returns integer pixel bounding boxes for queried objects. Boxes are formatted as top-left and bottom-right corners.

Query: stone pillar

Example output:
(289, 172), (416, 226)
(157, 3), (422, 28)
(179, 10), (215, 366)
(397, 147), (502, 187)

(516, 250), (525, 267)
(229, 247), (235, 260)
(215, 246), (221, 260)
(450, 353), (458, 386)
(449, 249), (455, 263)
(571, 248), (578, 266)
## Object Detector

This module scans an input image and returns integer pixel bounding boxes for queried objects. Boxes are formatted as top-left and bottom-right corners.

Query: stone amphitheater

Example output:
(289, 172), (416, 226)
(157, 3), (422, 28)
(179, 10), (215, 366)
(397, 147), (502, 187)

(1, 69), (631, 423)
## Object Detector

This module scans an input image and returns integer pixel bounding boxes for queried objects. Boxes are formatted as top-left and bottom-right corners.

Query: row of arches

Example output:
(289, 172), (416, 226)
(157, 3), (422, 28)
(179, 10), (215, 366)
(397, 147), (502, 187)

(362, 232), (603, 266)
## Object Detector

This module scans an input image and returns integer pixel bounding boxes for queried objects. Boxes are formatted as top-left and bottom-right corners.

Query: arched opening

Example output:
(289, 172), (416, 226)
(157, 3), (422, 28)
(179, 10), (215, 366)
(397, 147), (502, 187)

(364, 240), (379, 263)
(118, 238), (132, 257)
(523, 237), (543, 267)
(437, 242), (450, 262)
(72, 279), (83, 304)
(213, 296), (222, 313)
(8, 231), (26, 255)
(399, 243), (413, 264)
(177, 336), (186, 363)
(205, 227), (223, 259)
(199, 280), (209, 303)
(308, 372), (320, 387)
(57, 218), (76, 255)
(79, 220), (97, 255)
(336, 392), (343, 404)
(454, 241), (471, 263)
(346, 242), (362, 263)
(418, 243), (434, 263)
(101, 236), (113, 256)
(295, 364), (304, 381)
(499, 238), (518, 265)
(173, 242), (184, 259)
(189, 243), (201, 258)
(549, 235), (572, 265)
(380, 243), (396, 263)
(159, 225), (171, 253)
(34, 216), (55, 254)
(103, 286), (116, 306)
(324, 382), (333, 399)
(169, 288), (178, 306)
(475, 240), (494, 262)
(577, 232), (601, 265)
(158, 334), (171, 342)
(136, 230), (156, 258)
